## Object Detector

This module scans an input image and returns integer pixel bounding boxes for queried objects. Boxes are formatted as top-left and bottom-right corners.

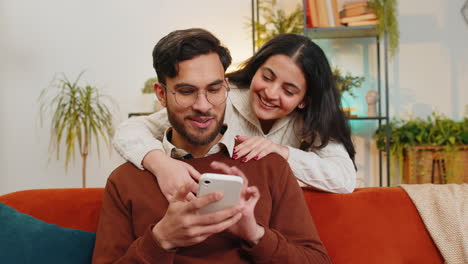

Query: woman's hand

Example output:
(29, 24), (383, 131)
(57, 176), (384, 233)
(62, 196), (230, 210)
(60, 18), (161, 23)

(143, 150), (201, 201)
(233, 135), (289, 162)
(210, 161), (264, 245)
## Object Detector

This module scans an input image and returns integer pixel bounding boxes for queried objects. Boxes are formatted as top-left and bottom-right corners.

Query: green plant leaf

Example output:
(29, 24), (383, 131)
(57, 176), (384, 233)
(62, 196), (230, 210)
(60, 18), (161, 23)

(246, 0), (304, 50)
(38, 72), (116, 186)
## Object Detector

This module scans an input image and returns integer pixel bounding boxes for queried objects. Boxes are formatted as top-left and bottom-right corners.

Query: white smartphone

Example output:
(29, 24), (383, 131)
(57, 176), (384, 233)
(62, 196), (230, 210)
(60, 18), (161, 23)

(197, 173), (244, 214)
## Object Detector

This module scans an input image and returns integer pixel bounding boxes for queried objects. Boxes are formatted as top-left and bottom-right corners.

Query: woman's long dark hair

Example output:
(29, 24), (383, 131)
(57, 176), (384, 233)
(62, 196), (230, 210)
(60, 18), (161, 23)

(228, 34), (356, 167)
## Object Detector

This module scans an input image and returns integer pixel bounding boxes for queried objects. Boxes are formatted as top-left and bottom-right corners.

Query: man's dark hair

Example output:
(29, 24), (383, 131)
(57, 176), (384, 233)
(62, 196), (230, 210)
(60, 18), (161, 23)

(153, 28), (232, 84)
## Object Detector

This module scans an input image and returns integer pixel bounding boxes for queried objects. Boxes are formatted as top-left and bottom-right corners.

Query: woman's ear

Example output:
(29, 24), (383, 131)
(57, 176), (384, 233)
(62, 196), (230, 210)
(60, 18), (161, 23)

(298, 102), (306, 109)
(154, 82), (167, 107)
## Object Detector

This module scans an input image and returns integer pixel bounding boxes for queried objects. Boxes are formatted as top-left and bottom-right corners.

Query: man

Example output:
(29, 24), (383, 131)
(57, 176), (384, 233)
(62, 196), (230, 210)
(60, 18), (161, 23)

(92, 28), (330, 264)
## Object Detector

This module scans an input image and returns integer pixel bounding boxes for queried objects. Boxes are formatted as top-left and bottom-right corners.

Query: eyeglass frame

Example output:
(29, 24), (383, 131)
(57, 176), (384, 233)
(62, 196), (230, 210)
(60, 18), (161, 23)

(161, 81), (230, 108)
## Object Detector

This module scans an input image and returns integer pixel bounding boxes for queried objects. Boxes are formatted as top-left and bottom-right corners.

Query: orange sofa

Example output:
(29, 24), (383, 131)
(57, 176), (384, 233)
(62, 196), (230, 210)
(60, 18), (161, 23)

(0, 187), (444, 263)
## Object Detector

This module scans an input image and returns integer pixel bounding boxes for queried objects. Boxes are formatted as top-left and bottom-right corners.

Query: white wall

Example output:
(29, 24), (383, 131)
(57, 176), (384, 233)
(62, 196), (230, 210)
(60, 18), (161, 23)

(374, 0), (468, 186)
(0, 0), (252, 194)
(1, 0), (467, 194)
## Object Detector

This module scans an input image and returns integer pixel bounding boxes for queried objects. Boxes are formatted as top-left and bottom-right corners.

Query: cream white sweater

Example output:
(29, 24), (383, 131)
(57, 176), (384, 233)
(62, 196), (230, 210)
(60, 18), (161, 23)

(113, 88), (356, 193)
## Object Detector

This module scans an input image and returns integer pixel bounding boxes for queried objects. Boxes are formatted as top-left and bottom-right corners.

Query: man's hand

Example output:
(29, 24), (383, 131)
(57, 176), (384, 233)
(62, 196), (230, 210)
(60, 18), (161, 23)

(233, 136), (289, 162)
(143, 150), (201, 201)
(152, 184), (244, 250)
(210, 161), (264, 245)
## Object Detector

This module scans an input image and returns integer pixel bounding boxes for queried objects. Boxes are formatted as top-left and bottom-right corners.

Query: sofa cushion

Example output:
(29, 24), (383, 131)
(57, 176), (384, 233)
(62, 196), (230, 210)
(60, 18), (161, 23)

(0, 202), (95, 264)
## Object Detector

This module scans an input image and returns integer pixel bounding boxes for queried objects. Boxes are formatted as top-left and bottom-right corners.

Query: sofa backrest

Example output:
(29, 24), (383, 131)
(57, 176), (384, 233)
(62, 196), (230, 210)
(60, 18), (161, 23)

(0, 187), (444, 263)
(303, 187), (443, 263)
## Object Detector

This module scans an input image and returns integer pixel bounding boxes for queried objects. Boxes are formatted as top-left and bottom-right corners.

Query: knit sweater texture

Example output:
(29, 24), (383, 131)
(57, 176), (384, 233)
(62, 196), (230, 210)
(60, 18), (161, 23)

(92, 151), (330, 264)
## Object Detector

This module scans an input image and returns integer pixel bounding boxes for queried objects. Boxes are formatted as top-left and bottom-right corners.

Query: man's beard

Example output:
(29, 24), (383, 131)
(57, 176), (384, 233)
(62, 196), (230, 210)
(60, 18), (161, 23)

(168, 109), (225, 146)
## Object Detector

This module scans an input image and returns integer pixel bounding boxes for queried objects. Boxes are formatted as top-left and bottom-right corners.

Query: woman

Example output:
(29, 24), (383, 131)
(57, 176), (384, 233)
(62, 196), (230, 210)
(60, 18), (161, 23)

(114, 34), (356, 199)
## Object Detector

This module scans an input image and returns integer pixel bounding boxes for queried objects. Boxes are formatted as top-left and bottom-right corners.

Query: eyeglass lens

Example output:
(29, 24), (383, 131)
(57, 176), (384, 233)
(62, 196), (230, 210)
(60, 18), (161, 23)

(173, 85), (228, 107)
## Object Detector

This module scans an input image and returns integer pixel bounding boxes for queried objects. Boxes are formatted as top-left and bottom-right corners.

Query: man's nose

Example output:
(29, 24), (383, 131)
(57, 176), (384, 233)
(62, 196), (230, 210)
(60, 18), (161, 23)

(191, 92), (212, 112)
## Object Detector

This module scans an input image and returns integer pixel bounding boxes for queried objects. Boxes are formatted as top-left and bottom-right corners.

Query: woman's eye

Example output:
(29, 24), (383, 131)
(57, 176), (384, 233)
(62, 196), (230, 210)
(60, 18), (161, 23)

(262, 75), (272, 81)
(284, 89), (295, 96)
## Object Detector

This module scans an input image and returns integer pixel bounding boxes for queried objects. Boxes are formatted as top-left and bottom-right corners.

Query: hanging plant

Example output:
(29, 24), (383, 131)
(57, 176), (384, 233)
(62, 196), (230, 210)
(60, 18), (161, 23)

(369, 0), (400, 57)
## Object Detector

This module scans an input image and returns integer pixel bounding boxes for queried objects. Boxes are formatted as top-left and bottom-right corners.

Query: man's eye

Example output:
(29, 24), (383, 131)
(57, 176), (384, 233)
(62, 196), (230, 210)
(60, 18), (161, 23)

(177, 89), (195, 95)
(208, 88), (222, 93)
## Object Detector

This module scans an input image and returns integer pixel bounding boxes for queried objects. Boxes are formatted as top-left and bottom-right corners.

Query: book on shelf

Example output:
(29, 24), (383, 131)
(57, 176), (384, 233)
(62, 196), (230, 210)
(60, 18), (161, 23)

(340, 12), (376, 24)
(325, 0), (335, 27)
(343, 0), (369, 10)
(339, 5), (373, 18)
(305, 0), (312, 27)
(330, 0), (341, 26)
(306, 0), (320, 28)
(316, 0), (330, 27)
(306, 0), (361, 28)
(347, 19), (378, 26)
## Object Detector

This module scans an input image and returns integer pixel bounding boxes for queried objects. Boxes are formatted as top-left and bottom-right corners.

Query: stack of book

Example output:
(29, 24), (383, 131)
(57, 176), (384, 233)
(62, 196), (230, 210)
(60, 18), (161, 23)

(339, 1), (379, 27)
(306, 0), (379, 28)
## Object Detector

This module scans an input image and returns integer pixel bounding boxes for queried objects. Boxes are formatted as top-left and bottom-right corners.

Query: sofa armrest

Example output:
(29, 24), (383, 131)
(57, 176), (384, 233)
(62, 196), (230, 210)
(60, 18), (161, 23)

(0, 188), (104, 232)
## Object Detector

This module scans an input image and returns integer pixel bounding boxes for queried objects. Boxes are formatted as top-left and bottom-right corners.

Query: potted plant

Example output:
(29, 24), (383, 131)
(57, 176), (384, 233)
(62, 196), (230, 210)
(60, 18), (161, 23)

(333, 67), (365, 98)
(332, 67), (365, 117)
(374, 112), (468, 184)
(39, 72), (115, 187)
(247, 0), (303, 50)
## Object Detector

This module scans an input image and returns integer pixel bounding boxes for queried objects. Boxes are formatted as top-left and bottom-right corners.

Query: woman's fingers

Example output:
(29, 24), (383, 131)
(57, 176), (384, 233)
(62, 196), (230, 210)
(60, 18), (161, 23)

(233, 136), (276, 162)
(183, 163), (202, 181)
(235, 135), (250, 142)
(234, 137), (262, 158)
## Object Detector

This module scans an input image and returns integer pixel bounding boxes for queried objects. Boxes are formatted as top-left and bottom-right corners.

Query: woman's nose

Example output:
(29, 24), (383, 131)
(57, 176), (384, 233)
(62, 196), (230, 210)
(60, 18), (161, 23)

(264, 83), (280, 99)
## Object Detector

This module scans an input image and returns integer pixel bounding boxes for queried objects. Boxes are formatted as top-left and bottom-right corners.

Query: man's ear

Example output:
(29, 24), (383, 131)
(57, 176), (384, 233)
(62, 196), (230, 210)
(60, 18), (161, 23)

(154, 82), (167, 107)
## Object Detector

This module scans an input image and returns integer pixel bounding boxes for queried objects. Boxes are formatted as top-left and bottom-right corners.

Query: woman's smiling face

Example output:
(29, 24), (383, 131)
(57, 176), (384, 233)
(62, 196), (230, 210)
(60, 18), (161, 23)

(249, 54), (307, 124)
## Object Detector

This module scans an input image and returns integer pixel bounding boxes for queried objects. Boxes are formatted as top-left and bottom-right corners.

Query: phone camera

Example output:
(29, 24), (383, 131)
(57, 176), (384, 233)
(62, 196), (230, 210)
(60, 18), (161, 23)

(203, 180), (211, 184)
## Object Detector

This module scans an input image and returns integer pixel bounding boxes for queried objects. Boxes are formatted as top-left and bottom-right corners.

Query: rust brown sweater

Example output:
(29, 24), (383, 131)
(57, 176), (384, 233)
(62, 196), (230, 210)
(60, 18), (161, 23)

(92, 151), (330, 263)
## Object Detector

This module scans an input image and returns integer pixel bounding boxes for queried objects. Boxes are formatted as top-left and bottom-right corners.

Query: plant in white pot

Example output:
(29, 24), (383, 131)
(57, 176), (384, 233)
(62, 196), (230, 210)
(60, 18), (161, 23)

(39, 72), (115, 187)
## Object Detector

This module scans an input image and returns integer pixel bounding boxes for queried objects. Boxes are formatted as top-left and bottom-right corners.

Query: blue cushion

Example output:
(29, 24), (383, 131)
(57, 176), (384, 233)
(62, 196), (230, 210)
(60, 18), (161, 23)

(0, 202), (95, 264)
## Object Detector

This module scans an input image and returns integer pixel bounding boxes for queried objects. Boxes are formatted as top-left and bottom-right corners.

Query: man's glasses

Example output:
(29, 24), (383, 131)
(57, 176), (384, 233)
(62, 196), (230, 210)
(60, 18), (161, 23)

(163, 83), (230, 108)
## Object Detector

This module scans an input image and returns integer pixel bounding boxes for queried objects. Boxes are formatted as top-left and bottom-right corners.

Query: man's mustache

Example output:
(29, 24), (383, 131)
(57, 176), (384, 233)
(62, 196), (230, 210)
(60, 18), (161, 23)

(185, 111), (215, 119)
